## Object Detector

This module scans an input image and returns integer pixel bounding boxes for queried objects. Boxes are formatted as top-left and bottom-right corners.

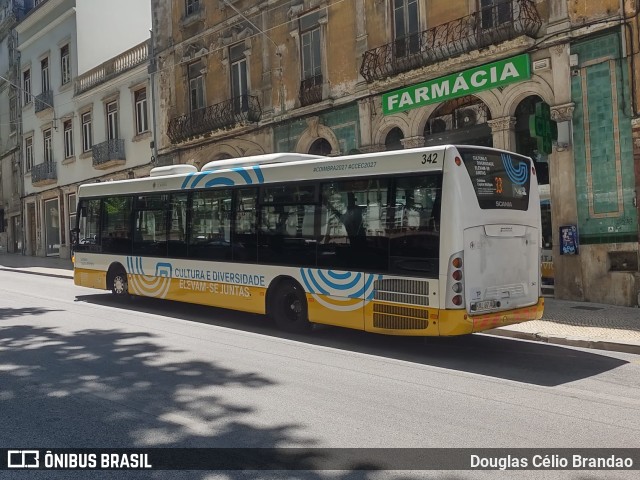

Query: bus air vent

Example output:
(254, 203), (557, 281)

(373, 279), (429, 306)
(373, 304), (429, 330)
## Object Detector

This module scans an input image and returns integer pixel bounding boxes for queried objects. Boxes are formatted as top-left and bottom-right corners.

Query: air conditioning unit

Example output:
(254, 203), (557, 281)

(428, 114), (453, 134)
(456, 103), (490, 129)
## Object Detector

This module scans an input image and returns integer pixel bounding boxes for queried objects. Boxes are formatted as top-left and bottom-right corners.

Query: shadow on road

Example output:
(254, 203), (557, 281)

(0, 307), (62, 319)
(0, 320), (397, 479)
(75, 293), (629, 388)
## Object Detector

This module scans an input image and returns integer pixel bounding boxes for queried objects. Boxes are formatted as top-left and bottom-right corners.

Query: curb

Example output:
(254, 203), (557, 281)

(485, 328), (640, 355)
(0, 267), (74, 280)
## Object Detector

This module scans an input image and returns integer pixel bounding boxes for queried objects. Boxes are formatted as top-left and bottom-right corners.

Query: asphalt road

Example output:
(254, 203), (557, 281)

(1, 270), (639, 479)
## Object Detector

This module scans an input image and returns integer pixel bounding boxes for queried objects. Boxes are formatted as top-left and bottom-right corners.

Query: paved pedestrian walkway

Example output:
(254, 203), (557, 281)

(1, 252), (639, 354)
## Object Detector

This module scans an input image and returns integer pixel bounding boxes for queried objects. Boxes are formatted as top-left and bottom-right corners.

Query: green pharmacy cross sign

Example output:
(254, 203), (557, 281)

(529, 102), (557, 155)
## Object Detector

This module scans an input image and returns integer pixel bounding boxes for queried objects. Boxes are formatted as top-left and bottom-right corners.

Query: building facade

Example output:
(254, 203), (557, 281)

(0, 0), (32, 253)
(152, 0), (640, 306)
(15, 0), (151, 259)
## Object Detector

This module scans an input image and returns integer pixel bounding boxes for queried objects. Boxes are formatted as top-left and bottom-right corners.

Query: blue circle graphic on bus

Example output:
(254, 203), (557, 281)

(126, 256), (171, 299)
(299, 268), (381, 311)
(501, 153), (528, 185)
(181, 165), (265, 190)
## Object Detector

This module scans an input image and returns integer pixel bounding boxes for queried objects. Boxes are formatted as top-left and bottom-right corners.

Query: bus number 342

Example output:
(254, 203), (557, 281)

(422, 153), (438, 164)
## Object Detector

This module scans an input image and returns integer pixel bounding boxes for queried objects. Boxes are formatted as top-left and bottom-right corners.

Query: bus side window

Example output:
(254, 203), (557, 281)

(189, 189), (233, 261)
(233, 188), (258, 262)
(75, 199), (101, 251)
(101, 196), (133, 255)
(389, 174), (442, 275)
(319, 179), (389, 271)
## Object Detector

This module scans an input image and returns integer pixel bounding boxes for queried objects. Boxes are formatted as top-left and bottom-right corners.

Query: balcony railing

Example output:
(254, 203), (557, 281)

(31, 161), (57, 186)
(75, 40), (149, 95)
(92, 138), (126, 169)
(299, 74), (323, 107)
(34, 90), (53, 113)
(167, 95), (262, 144)
(360, 0), (541, 83)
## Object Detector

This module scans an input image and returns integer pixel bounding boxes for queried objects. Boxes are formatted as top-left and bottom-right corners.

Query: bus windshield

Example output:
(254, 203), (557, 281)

(459, 148), (531, 211)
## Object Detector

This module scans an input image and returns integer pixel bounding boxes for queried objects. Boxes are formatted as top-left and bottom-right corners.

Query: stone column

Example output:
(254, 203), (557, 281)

(549, 43), (584, 301)
(488, 116), (516, 150)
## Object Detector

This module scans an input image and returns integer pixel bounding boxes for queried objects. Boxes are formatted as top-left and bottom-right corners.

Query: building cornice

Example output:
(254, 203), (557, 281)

(17, 5), (75, 51)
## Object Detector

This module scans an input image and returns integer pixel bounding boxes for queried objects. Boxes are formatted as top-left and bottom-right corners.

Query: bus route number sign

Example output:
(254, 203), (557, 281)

(422, 153), (438, 164)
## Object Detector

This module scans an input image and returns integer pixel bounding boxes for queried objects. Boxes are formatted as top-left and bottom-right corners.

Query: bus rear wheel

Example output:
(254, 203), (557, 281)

(271, 281), (310, 333)
(110, 268), (129, 297)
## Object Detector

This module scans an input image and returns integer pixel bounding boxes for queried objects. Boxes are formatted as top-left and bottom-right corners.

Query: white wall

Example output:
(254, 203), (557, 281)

(75, 0), (151, 74)
(67, 66), (152, 185)
(20, 10), (77, 197)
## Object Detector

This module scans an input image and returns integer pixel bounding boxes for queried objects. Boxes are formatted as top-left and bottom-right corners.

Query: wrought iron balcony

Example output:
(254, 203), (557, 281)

(34, 90), (53, 114)
(167, 95), (262, 144)
(299, 74), (323, 107)
(31, 161), (57, 186)
(360, 0), (542, 83)
(92, 138), (126, 169)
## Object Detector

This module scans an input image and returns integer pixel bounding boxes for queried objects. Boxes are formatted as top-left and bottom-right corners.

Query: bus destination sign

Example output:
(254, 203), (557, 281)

(460, 151), (531, 211)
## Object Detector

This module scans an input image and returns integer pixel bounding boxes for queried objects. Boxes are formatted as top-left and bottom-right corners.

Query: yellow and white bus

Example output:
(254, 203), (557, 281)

(73, 145), (543, 336)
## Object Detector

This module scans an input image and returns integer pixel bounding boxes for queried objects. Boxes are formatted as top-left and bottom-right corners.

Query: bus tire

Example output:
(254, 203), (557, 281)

(270, 280), (310, 333)
(108, 265), (129, 297)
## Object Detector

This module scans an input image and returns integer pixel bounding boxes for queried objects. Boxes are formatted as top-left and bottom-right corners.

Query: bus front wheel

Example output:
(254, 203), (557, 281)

(109, 267), (129, 297)
(271, 281), (310, 333)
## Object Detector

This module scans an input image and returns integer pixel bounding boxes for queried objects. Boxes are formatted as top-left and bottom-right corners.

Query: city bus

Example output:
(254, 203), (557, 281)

(72, 146), (544, 336)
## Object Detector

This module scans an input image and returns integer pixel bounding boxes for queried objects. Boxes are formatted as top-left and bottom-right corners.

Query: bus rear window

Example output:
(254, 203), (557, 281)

(460, 150), (531, 210)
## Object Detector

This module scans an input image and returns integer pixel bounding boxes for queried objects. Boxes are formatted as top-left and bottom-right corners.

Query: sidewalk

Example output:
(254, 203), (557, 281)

(1, 252), (639, 354)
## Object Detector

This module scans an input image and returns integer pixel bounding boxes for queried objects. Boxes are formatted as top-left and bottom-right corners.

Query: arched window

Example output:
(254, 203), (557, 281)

(308, 138), (332, 156)
(385, 127), (404, 151)
(423, 95), (492, 147)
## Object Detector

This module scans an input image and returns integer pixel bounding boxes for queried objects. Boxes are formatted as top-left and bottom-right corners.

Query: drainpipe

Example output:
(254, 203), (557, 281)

(149, 30), (159, 167)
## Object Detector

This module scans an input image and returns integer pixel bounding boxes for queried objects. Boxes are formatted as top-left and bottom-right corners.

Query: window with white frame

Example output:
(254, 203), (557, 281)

(44, 128), (52, 163)
(106, 101), (119, 140)
(61, 44), (71, 85)
(63, 120), (74, 158)
(134, 88), (148, 134)
(23, 69), (31, 105)
(25, 136), (34, 172)
(230, 43), (248, 113)
(81, 112), (92, 152)
(9, 96), (17, 133)
(41, 57), (50, 92)
(188, 61), (205, 112)
(393, 0), (419, 57)
(300, 12), (322, 82)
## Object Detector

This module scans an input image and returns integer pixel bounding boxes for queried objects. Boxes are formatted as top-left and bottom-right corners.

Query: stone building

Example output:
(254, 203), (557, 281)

(152, 0), (640, 306)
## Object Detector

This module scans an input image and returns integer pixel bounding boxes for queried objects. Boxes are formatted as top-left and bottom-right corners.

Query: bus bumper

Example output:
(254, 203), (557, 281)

(470, 297), (544, 333)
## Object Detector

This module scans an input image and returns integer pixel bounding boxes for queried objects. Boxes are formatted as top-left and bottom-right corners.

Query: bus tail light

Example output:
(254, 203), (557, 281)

(455, 157), (462, 166)
(446, 252), (465, 309)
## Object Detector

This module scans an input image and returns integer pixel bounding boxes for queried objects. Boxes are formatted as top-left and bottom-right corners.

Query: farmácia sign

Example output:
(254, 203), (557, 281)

(382, 53), (531, 115)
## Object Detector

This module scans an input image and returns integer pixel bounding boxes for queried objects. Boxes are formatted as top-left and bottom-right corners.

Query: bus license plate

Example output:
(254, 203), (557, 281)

(474, 300), (496, 311)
